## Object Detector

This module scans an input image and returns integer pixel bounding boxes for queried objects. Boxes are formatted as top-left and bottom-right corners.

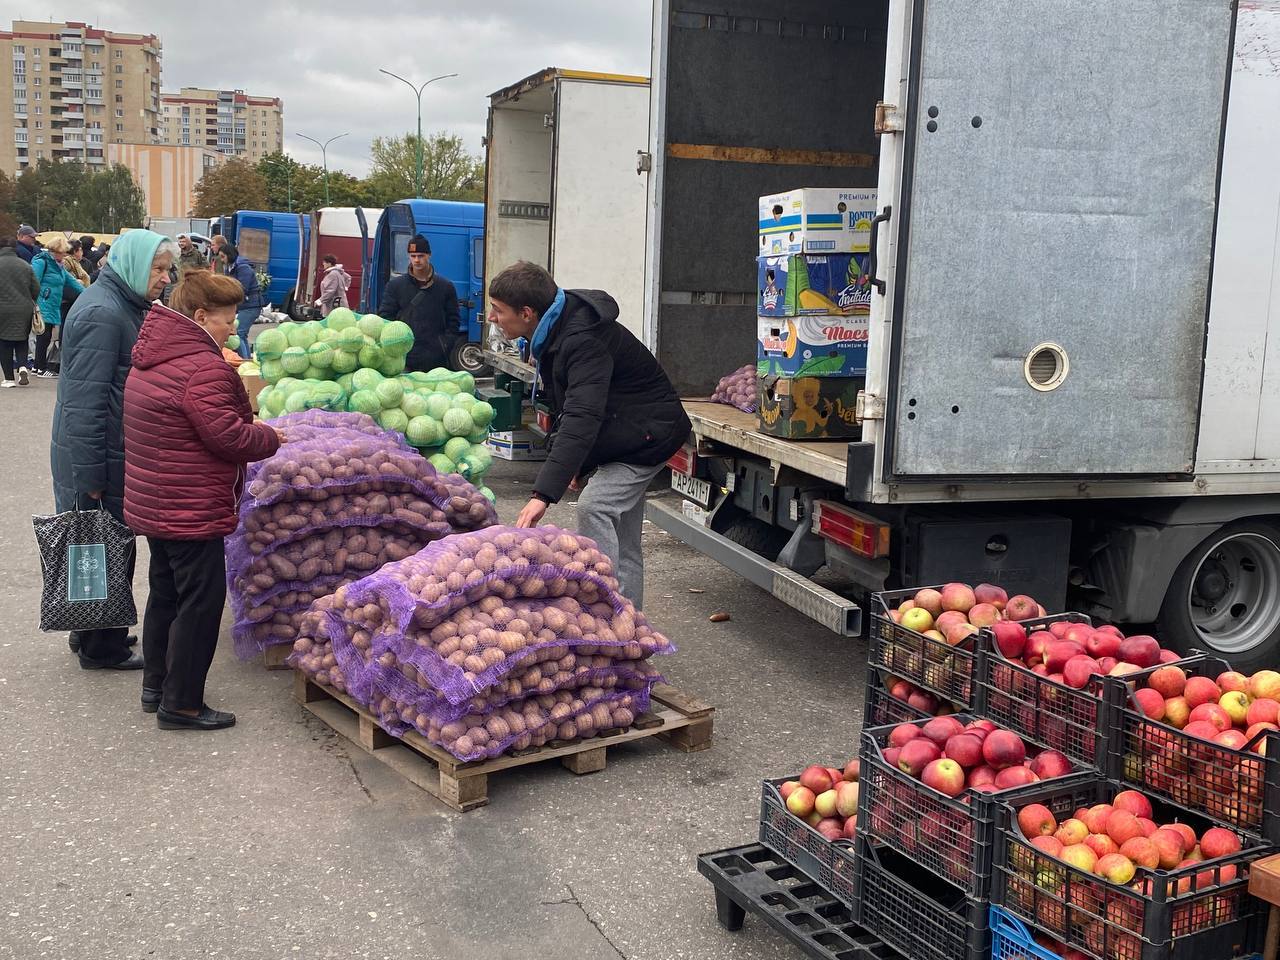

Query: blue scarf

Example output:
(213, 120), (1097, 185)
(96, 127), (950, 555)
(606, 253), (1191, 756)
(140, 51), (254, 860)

(529, 288), (566, 361)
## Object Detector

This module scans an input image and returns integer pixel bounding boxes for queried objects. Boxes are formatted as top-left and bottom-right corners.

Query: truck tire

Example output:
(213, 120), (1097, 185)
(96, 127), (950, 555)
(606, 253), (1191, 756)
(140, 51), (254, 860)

(451, 341), (491, 376)
(721, 516), (791, 563)
(1156, 518), (1280, 672)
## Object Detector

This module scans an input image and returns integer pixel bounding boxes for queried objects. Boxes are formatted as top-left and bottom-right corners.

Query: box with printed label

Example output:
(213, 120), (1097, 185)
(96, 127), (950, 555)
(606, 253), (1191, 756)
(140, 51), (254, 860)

(759, 188), (878, 255)
(757, 374), (862, 440)
(757, 253), (872, 317)
(757, 314), (868, 378)
(486, 428), (548, 461)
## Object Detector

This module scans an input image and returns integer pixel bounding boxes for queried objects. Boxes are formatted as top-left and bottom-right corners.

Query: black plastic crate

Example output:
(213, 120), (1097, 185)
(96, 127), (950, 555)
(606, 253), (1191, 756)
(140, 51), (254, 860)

(869, 585), (983, 709)
(759, 777), (859, 909)
(991, 775), (1269, 960)
(973, 613), (1107, 770)
(1100, 655), (1280, 844)
(858, 716), (1089, 896)
(852, 834), (990, 960)
(696, 843), (900, 959)
(863, 667), (933, 728)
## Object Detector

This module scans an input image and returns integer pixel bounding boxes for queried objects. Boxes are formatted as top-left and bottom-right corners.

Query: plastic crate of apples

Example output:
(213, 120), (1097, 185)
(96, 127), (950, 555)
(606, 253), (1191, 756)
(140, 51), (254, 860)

(994, 779), (1267, 960)
(859, 714), (1081, 896)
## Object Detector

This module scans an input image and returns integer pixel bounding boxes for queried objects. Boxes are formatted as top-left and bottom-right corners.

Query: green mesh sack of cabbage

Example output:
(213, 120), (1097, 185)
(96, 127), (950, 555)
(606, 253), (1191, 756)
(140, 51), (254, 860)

(253, 310), (496, 502)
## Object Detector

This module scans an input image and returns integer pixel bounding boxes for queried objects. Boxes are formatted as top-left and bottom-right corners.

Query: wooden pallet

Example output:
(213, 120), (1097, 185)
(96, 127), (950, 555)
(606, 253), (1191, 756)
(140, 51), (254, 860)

(292, 670), (714, 812)
(262, 643), (292, 671)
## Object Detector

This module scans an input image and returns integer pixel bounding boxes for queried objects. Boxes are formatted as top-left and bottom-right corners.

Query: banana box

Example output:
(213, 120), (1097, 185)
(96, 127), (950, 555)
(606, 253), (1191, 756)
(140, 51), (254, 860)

(757, 315), (868, 378)
(757, 374), (862, 440)
(758, 254), (872, 317)
(759, 188), (877, 255)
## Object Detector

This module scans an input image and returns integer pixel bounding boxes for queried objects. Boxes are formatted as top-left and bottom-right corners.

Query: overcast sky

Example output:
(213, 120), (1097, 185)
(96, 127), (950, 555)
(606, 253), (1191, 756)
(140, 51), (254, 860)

(33, 2), (654, 174)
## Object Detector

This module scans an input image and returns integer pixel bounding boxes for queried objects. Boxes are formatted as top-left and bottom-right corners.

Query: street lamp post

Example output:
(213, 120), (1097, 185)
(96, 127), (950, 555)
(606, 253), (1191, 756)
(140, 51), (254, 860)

(297, 132), (348, 205)
(378, 70), (458, 198)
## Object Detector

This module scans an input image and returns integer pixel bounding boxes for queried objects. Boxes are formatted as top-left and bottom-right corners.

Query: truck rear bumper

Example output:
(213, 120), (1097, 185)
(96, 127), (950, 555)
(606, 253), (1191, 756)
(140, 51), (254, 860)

(645, 497), (862, 636)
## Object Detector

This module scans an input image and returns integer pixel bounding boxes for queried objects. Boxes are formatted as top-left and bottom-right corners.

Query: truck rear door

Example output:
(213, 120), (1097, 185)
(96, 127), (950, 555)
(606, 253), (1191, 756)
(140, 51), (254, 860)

(880, 0), (1237, 478)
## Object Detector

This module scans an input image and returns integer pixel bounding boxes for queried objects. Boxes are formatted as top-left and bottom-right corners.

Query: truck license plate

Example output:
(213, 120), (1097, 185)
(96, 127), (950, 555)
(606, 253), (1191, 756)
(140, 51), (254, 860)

(671, 472), (713, 509)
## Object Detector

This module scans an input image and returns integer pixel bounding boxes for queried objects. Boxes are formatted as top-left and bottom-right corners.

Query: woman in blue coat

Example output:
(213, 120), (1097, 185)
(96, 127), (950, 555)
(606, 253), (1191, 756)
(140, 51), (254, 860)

(50, 228), (177, 670)
(219, 243), (263, 358)
(31, 236), (85, 378)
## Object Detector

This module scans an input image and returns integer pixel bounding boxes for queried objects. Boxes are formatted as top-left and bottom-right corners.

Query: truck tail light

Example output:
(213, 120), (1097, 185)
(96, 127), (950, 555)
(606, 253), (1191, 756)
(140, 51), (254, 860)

(535, 407), (552, 433)
(668, 444), (698, 477)
(812, 500), (890, 559)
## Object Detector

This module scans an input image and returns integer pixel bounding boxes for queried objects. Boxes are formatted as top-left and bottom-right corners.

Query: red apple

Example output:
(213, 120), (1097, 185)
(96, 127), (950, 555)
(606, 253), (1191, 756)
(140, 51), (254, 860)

(1199, 827), (1242, 860)
(921, 758), (967, 796)
(974, 582), (1009, 609)
(1095, 853), (1137, 884)
(888, 723), (922, 748)
(913, 587), (944, 617)
(1151, 828), (1186, 869)
(1030, 834), (1064, 858)
(1098, 657), (1118, 673)
(1005, 595), (1039, 621)
(1184, 676), (1223, 709)
(825, 767), (844, 786)
(968, 719), (998, 734)
(1063, 654), (1102, 689)
(835, 780), (860, 818)
(1017, 803), (1057, 837)
(935, 610), (968, 635)
(1148, 665), (1188, 699)
(1214, 729), (1249, 751)
(1246, 722), (1280, 754)
(1029, 750), (1073, 780)
(1188, 702), (1231, 733)
(968, 765), (998, 788)
(889, 679), (914, 701)
(897, 738), (941, 777)
(1046, 641), (1084, 674)
(1049, 622), (1071, 639)
(815, 788), (840, 819)
(945, 734), (986, 769)
(1250, 670), (1280, 701)
(882, 747), (901, 769)
(780, 780), (800, 800)
(921, 715), (965, 747)
(1164, 696), (1191, 729)
(1217, 671), (1250, 694)
(1085, 630), (1122, 659)
(1080, 803), (1113, 834)
(995, 765), (1039, 789)
(1061, 843), (1098, 873)
(1025, 631), (1055, 666)
(799, 765), (834, 794)
(1136, 817), (1158, 838)
(1117, 635), (1161, 669)
(1247, 698), (1280, 727)
(843, 759), (861, 782)
(1055, 818), (1089, 846)
(842, 817), (858, 841)
(940, 582), (976, 614)
(1183, 720), (1222, 742)
(1085, 833), (1119, 859)
(983, 730), (1027, 769)
(907, 689), (940, 714)
(1132, 687), (1166, 720)
(1165, 822), (1197, 852)
(991, 620), (1028, 660)
(1119, 836), (1160, 870)
(1111, 789), (1153, 820)
(786, 786), (816, 817)
(1157, 649), (1182, 664)
(1105, 809), (1143, 845)
(945, 622), (980, 646)
(968, 602), (1000, 628)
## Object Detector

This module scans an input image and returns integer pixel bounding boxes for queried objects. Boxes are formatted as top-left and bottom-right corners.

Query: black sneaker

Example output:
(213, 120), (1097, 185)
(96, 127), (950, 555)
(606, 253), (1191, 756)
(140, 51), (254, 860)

(157, 705), (236, 731)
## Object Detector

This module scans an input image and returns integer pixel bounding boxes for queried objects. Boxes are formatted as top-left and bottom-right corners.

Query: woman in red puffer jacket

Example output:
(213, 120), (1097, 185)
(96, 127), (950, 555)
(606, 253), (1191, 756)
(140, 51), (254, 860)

(124, 271), (283, 732)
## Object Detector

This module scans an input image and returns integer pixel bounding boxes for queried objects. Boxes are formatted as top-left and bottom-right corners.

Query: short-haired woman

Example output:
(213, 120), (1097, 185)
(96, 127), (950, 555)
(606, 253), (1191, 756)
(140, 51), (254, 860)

(32, 235), (85, 378)
(124, 270), (284, 729)
(316, 254), (352, 317)
(219, 243), (263, 359)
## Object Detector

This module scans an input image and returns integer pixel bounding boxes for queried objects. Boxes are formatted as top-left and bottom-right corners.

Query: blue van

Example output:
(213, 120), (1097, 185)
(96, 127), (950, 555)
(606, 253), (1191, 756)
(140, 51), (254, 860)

(363, 199), (485, 373)
(222, 210), (312, 313)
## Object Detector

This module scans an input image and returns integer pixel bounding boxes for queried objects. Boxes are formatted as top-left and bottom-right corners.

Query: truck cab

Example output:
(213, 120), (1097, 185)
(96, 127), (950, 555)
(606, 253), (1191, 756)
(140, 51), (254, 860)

(295, 206), (382, 319)
(364, 199), (485, 372)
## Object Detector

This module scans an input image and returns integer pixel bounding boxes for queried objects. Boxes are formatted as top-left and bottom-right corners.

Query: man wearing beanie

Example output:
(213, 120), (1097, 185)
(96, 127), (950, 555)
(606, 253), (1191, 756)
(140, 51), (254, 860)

(377, 233), (462, 372)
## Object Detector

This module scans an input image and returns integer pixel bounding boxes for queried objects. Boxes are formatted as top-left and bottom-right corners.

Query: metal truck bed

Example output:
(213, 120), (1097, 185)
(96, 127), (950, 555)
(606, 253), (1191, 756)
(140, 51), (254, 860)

(683, 401), (849, 487)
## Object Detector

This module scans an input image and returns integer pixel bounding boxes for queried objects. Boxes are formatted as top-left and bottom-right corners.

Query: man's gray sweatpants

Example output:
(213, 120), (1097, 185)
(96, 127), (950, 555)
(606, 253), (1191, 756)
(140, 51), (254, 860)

(575, 461), (665, 608)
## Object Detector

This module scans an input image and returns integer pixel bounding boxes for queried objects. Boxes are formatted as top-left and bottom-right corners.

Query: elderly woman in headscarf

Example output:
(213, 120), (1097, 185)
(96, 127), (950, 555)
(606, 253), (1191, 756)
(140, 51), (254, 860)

(50, 229), (177, 671)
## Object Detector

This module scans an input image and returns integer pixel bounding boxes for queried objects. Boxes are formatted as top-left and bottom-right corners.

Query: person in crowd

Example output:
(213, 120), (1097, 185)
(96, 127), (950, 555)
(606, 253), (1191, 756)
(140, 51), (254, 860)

(79, 235), (101, 273)
(16, 224), (39, 264)
(488, 261), (691, 606)
(124, 271), (283, 729)
(220, 243), (262, 359)
(31, 236), (85, 379)
(209, 234), (227, 273)
(50, 229), (176, 670)
(176, 233), (207, 277)
(377, 234), (461, 372)
(65, 240), (91, 287)
(316, 254), (351, 317)
(0, 237), (39, 388)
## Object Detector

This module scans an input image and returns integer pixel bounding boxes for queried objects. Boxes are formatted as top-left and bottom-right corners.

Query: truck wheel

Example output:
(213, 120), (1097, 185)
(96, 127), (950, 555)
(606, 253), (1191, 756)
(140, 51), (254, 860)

(721, 516), (791, 563)
(1157, 519), (1280, 671)
(451, 341), (490, 376)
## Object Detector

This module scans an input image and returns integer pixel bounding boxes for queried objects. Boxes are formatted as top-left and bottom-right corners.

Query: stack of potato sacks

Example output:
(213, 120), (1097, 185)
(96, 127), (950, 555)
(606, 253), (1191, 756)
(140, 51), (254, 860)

(228, 411), (498, 661)
(290, 525), (675, 761)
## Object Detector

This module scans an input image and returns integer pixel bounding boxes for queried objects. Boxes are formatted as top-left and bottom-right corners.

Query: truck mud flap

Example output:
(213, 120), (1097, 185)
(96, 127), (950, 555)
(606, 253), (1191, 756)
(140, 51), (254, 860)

(645, 497), (861, 637)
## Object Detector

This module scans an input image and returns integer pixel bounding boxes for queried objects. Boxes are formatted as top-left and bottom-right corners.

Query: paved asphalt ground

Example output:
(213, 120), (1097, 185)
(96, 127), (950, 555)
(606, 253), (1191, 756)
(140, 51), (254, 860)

(1, 379), (869, 960)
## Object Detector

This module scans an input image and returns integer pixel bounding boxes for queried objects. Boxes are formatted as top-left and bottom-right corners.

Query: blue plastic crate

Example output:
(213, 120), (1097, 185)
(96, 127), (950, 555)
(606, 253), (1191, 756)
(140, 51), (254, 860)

(989, 906), (1062, 960)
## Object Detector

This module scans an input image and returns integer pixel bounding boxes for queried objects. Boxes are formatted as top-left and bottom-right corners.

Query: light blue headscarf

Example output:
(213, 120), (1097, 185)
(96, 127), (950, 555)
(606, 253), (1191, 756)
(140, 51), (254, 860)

(106, 229), (169, 298)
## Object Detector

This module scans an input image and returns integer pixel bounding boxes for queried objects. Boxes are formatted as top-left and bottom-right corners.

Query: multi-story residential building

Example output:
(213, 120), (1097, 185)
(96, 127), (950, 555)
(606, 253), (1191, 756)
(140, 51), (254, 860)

(1, 20), (162, 176)
(159, 87), (284, 164)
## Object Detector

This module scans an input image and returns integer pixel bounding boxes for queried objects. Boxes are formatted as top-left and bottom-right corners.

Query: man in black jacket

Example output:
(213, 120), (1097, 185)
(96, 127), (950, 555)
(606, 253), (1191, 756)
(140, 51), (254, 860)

(488, 261), (690, 606)
(378, 233), (462, 372)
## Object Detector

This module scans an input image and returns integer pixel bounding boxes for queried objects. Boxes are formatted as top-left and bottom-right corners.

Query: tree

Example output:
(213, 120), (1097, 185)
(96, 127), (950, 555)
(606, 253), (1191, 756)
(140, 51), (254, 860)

(255, 152), (372, 213)
(365, 132), (484, 204)
(192, 157), (267, 217)
(0, 169), (15, 238)
(13, 159), (91, 230)
(79, 164), (146, 233)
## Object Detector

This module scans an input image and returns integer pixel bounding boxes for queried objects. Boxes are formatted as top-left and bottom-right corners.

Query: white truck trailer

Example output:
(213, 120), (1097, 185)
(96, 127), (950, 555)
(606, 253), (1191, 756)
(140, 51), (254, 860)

(645, 0), (1280, 670)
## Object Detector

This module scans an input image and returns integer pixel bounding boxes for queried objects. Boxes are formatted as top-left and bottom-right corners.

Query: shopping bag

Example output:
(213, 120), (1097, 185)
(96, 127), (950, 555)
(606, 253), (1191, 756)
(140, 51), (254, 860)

(32, 504), (138, 632)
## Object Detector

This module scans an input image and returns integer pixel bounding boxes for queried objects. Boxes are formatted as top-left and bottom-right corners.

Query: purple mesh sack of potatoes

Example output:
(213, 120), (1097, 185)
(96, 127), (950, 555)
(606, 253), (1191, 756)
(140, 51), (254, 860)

(711, 364), (758, 413)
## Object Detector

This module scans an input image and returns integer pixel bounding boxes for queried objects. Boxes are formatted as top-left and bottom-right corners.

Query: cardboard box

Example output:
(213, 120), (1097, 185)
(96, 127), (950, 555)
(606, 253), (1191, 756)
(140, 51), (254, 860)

(757, 253), (872, 317)
(757, 374), (862, 439)
(240, 372), (267, 413)
(759, 188), (878, 255)
(487, 428), (548, 461)
(757, 314), (868, 378)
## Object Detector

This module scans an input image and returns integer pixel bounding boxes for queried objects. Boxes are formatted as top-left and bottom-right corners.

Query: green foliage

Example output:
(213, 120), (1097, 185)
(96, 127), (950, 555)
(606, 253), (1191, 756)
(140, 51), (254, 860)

(365, 131), (484, 204)
(7, 160), (145, 233)
(192, 158), (267, 217)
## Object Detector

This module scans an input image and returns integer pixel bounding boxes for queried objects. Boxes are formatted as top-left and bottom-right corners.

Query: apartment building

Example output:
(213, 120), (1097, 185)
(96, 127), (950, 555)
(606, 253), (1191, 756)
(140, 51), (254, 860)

(1, 20), (162, 176)
(160, 87), (284, 163)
